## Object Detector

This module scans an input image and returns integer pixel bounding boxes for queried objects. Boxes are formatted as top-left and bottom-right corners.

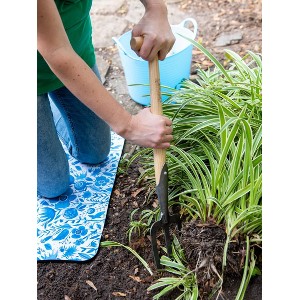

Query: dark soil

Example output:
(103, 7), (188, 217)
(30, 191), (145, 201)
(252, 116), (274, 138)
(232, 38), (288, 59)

(37, 162), (262, 300)
(37, 1), (262, 299)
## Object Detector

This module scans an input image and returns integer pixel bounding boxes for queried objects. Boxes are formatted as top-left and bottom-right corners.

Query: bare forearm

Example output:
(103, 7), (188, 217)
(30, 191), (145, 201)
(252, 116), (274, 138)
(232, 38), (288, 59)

(37, 0), (173, 149)
(140, 0), (167, 11)
(44, 46), (131, 136)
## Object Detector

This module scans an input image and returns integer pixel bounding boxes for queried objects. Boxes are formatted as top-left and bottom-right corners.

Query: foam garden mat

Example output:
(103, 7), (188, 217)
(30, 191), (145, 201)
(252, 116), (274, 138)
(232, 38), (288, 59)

(37, 131), (124, 261)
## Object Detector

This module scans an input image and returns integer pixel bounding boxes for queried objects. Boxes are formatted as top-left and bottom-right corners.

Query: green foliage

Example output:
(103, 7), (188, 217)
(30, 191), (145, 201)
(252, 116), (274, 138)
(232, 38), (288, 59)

(127, 208), (157, 242)
(148, 236), (199, 300)
(116, 152), (131, 175)
(100, 240), (153, 276)
(129, 42), (262, 299)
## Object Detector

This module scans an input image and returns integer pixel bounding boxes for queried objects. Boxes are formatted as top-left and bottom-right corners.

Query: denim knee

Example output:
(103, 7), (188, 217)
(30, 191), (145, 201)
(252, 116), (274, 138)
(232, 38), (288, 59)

(75, 137), (111, 164)
(37, 158), (70, 198)
(37, 174), (70, 199)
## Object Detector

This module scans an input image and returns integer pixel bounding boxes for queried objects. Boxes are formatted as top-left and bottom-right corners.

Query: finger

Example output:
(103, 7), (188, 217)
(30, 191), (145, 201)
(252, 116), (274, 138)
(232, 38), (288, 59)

(158, 37), (175, 60)
(148, 44), (162, 61)
(158, 43), (172, 60)
(139, 37), (155, 60)
(154, 141), (171, 149)
(131, 31), (142, 57)
(152, 133), (173, 148)
(163, 117), (172, 127)
(158, 44), (170, 61)
(165, 134), (173, 142)
(165, 126), (173, 135)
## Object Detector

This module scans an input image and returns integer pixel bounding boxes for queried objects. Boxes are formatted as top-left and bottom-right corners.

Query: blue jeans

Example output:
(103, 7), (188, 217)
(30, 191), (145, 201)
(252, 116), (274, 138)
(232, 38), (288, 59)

(37, 64), (111, 198)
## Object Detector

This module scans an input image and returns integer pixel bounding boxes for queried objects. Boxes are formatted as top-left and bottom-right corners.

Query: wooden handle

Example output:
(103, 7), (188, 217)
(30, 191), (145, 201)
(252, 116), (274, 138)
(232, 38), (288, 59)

(130, 36), (144, 52)
(130, 37), (166, 185)
(150, 57), (166, 185)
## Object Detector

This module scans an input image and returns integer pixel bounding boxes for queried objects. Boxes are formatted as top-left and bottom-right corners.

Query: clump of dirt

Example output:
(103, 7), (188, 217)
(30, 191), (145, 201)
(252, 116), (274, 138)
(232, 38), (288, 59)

(177, 221), (236, 298)
(176, 219), (262, 300)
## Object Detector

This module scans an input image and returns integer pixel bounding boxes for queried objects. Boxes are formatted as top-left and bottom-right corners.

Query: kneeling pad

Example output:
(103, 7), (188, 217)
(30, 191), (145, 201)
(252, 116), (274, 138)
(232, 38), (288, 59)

(37, 131), (124, 261)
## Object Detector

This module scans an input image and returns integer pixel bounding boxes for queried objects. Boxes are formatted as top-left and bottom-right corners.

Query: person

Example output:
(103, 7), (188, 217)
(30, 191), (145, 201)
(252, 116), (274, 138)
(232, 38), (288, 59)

(37, 0), (175, 198)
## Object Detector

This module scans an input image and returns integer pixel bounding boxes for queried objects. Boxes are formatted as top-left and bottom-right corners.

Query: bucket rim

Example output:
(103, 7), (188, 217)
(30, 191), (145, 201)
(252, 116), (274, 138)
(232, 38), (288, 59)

(112, 18), (198, 61)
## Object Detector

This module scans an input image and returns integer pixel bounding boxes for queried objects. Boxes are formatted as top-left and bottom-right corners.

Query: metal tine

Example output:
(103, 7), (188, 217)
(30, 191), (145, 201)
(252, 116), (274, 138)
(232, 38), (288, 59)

(150, 215), (182, 268)
(169, 214), (182, 231)
(150, 220), (163, 269)
(163, 215), (181, 257)
(163, 225), (172, 256)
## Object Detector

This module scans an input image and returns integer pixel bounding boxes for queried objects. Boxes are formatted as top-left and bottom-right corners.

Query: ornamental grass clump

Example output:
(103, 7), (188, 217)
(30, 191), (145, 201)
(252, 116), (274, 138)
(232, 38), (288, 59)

(128, 40), (262, 299)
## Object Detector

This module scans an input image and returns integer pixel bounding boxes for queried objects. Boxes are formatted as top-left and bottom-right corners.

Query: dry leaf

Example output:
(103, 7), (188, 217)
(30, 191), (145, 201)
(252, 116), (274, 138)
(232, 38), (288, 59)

(112, 292), (127, 297)
(202, 60), (214, 67)
(114, 189), (121, 197)
(210, 263), (222, 280)
(192, 49), (202, 55)
(152, 200), (158, 208)
(131, 187), (144, 198)
(64, 296), (72, 300)
(86, 280), (97, 291)
(129, 275), (142, 282)
(120, 199), (128, 206)
(198, 258), (208, 269)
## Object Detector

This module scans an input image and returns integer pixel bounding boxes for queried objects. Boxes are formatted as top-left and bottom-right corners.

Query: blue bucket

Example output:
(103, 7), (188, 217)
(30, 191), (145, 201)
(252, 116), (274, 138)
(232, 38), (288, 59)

(112, 18), (198, 106)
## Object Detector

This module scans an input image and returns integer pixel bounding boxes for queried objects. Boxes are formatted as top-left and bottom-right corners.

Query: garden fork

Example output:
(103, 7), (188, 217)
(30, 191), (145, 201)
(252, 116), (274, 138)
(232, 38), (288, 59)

(130, 37), (181, 268)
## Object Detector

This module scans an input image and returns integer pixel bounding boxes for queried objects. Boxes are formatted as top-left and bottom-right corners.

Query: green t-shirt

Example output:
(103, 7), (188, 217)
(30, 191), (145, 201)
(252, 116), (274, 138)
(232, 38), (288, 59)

(37, 0), (95, 95)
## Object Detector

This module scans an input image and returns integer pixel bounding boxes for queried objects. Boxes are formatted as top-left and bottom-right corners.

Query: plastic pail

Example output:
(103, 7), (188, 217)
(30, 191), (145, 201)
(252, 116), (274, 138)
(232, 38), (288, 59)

(112, 18), (197, 106)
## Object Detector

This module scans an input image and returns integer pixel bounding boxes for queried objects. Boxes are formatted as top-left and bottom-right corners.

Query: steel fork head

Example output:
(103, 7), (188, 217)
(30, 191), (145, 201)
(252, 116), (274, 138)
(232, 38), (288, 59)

(150, 214), (181, 269)
(150, 163), (181, 268)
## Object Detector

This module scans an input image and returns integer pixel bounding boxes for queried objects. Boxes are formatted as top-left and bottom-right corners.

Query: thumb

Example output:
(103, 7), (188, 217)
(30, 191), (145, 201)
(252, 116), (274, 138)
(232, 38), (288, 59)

(131, 26), (143, 56)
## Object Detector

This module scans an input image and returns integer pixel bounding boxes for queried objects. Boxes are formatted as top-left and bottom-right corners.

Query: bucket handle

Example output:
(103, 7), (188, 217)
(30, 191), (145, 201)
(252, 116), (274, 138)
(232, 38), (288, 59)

(112, 36), (142, 60)
(178, 18), (198, 39)
(112, 37), (128, 56)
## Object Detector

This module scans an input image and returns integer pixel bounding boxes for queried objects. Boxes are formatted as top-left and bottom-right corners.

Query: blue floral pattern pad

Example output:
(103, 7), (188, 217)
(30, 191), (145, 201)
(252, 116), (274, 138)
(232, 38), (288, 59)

(37, 132), (124, 261)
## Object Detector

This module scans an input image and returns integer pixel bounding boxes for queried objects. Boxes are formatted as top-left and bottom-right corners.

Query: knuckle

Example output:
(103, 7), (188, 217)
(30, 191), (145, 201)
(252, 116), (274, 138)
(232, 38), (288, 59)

(147, 34), (156, 44)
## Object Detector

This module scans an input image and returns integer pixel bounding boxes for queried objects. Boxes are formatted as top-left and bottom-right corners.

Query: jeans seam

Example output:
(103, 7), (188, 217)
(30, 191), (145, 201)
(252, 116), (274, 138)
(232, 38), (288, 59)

(55, 93), (79, 157)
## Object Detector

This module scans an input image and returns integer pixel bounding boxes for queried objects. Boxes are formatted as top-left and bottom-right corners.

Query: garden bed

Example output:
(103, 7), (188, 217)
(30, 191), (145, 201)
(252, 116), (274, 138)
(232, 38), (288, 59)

(37, 1), (262, 299)
(37, 160), (261, 299)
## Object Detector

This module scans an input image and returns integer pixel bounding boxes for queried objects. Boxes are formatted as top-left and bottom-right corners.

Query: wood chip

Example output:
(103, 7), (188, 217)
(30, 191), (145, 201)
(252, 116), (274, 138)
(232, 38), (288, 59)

(210, 263), (222, 280)
(129, 275), (142, 282)
(202, 60), (214, 67)
(112, 292), (127, 297)
(152, 200), (158, 208)
(64, 296), (72, 300)
(192, 49), (202, 55)
(120, 199), (128, 206)
(114, 189), (121, 197)
(86, 280), (97, 291)
(131, 187), (145, 198)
